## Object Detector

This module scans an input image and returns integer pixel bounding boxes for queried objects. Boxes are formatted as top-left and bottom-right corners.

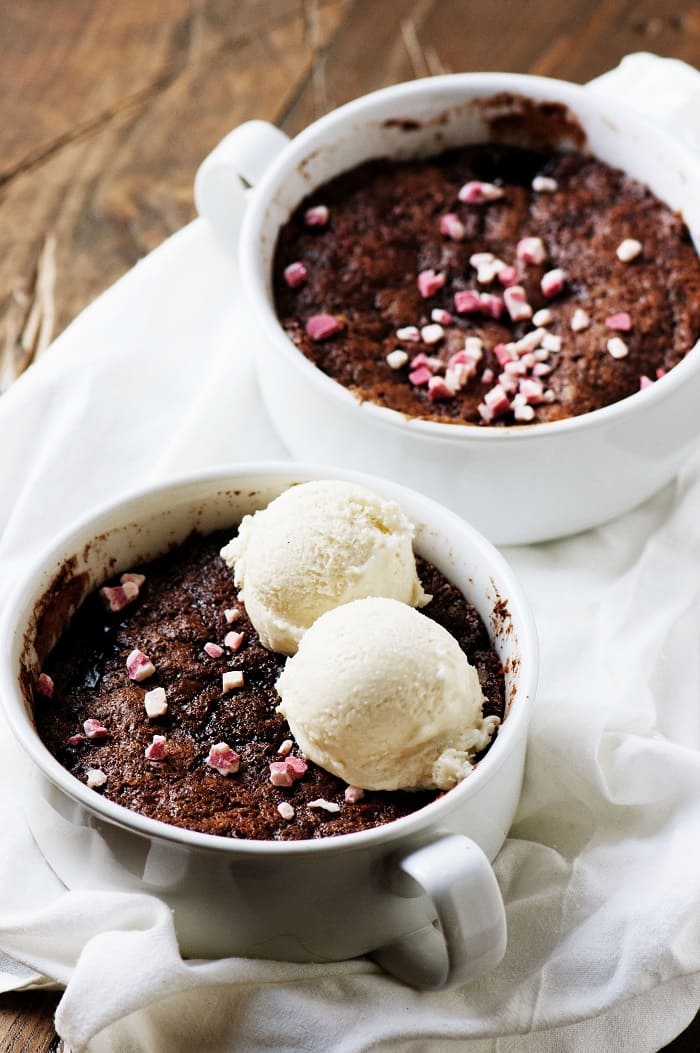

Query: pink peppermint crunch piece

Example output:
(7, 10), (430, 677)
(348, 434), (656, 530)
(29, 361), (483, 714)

(304, 204), (329, 227)
(420, 323), (444, 345)
(498, 371), (518, 396)
(497, 265), (519, 287)
(386, 349), (408, 370)
(605, 312), (632, 332)
(284, 261), (308, 288)
(454, 289), (482, 315)
(277, 801), (295, 820)
(458, 181), (505, 204)
(532, 175), (558, 193)
(396, 325), (421, 342)
(269, 762), (294, 787)
(145, 735), (167, 761)
(639, 375), (653, 390)
(285, 756), (308, 777)
(484, 384), (512, 414)
(519, 378), (545, 404)
(206, 742), (240, 775)
(345, 785), (365, 803)
(83, 718), (109, 740)
(504, 286), (533, 322)
(86, 769), (107, 789)
(144, 686), (168, 718)
(459, 336), (484, 361)
(484, 262), (505, 284)
(224, 607), (241, 624)
(513, 398), (536, 422)
(417, 269), (446, 298)
(428, 376), (455, 401)
(126, 649), (156, 682)
(409, 366), (432, 387)
(121, 572), (145, 587)
(470, 251), (495, 268)
(493, 343), (514, 366)
(473, 256), (504, 284)
(570, 308), (590, 332)
(100, 581), (139, 612)
(532, 308), (553, 326)
(541, 333), (561, 352)
(224, 631), (245, 653)
(439, 213), (465, 240)
(541, 269), (567, 298)
(444, 364), (470, 392)
(616, 238), (642, 262)
(269, 756), (308, 787)
(68, 733), (84, 746)
(36, 673), (54, 699)
(222, 670), (245, 692)
(308, 798), (341, 813)
(277, 739), (294, 756)
(204, 642), (224, 658)
(607, 337), (629, 359)
(479, 293), (505, 319)
(515, 328), (546, 353)
(516, 237), (546, 265)
(305, 314), (342, 341)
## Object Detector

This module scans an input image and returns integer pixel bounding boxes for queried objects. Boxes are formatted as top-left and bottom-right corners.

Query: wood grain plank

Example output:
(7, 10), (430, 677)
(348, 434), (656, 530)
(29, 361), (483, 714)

(281, 0), (432, 134)
(530, 0), (700, 81)
(0, 991), (61, 1053)
(0, 0), (351, 388)
(281, 0), (592, 133)
(281, 0), (700, 135)
(0, 0), (344, 180)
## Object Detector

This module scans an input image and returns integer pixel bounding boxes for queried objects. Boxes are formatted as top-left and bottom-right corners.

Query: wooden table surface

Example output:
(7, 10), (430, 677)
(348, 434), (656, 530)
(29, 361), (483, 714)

(0, 1), (698, 1049)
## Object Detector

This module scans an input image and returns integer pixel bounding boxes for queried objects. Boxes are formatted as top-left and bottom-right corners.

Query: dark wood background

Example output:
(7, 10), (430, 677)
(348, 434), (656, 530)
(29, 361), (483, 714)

(0, 1), (698, 1048)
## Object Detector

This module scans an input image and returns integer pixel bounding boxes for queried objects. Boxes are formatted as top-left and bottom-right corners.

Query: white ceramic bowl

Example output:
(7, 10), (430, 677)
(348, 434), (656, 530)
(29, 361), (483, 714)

(196, 73), (700, 545)
(0, 464), (538, 990)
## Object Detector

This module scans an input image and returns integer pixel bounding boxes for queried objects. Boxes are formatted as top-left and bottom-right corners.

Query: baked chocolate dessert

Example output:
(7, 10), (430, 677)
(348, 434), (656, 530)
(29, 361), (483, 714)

(34, 531), (504, 841)
(273, 143), (700, 425)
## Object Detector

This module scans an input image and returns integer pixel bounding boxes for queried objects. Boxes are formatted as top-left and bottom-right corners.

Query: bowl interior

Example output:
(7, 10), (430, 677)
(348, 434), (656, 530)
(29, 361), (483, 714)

(248, 74), (700, 308)
(3, 466), (537, 852)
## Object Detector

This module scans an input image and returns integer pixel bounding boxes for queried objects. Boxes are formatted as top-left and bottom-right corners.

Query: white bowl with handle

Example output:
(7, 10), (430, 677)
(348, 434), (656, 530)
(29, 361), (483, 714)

(195, 73), (700, 545)
(0, 463), (538, 990)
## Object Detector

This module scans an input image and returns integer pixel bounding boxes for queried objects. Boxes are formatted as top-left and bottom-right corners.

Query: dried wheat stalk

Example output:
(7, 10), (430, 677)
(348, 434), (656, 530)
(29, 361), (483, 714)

(304, 0), (329, 118)
(401, 17), (449, 79)
(0, 233), (56, 392)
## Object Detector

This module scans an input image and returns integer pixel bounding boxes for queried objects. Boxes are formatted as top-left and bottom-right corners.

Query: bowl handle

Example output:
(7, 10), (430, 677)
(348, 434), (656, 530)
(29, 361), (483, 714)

(194, 120), (290, 258)
(373, 833), (507, 990)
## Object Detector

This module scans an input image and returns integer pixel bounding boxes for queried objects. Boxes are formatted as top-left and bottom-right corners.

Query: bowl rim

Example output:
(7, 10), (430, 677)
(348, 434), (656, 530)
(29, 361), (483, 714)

(239, 70), (700, 443)
(0, 462), (539, 858)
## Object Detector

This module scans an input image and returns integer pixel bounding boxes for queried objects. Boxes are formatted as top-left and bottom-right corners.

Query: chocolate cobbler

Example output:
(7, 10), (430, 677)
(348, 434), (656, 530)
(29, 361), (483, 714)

(273, 144), (700, 425)
(34, 531), (504, 841)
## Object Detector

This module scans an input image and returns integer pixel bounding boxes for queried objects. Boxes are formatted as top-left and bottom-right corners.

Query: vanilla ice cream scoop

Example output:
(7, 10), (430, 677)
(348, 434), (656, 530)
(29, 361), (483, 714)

(220, 481), (429, 655)
(275, 597), (499, 791)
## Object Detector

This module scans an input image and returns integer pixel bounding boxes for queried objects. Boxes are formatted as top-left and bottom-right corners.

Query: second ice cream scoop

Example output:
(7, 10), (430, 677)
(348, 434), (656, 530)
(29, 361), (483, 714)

(275, 596), (499, 791)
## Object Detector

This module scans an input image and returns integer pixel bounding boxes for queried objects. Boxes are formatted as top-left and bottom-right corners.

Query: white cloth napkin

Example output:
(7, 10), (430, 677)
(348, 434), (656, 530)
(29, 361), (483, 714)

(1, 53), (699, 1053)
